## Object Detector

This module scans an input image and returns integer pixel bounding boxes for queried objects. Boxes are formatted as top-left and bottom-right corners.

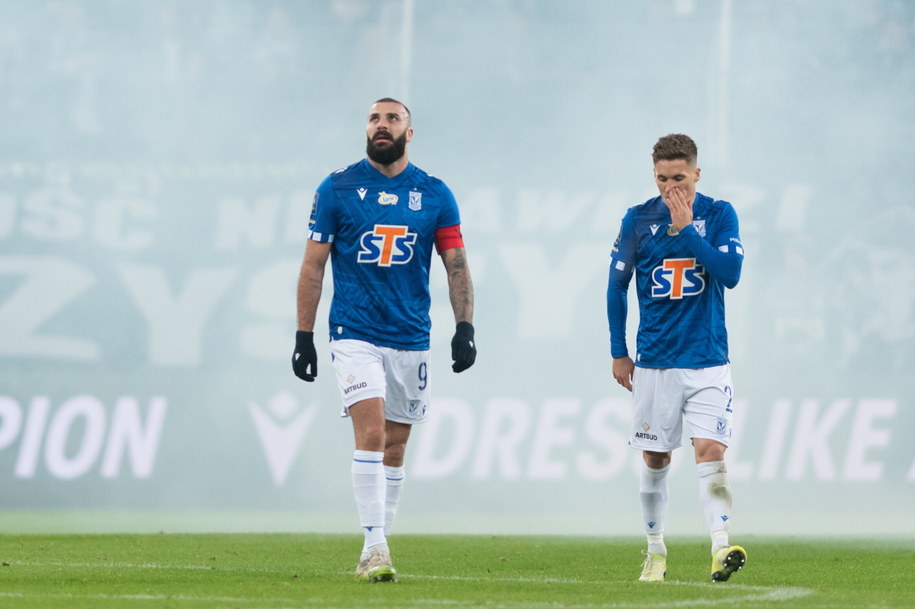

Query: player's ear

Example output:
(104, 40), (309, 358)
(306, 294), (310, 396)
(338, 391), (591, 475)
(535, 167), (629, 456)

(406, 127), (414, 143)
(695, 167), (701, 182)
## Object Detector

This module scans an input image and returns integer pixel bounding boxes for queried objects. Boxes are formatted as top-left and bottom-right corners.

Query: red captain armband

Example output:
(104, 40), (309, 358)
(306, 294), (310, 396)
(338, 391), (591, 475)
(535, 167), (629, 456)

(434, 223), (464, 253)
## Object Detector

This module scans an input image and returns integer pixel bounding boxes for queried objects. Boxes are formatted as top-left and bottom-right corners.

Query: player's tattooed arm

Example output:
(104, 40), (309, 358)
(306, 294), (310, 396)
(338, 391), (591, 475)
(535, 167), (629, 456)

(442, 247), (474, 324)
(296, 240), (332, 331)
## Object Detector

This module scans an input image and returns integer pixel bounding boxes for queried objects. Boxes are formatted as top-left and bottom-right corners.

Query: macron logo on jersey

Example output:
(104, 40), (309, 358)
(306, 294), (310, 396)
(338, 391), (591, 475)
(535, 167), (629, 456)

(358, 224), (417, 266)
(651, 258), (706, 299)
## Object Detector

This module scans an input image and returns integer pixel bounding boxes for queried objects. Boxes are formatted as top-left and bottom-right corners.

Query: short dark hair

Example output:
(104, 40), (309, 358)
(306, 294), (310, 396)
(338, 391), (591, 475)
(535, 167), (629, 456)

(652, 134), (697, 165)
(373, 97), (411, 122)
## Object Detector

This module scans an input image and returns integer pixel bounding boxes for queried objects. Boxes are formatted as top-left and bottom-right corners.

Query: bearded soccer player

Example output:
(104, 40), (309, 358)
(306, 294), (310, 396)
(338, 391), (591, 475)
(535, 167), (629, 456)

(292, 98), (476, 583)
(607, 134), (747, 583)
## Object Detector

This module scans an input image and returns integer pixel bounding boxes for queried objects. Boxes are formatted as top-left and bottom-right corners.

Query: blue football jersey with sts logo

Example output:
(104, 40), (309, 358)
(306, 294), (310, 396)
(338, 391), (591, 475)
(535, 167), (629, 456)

(309, 159), (461, 350)
(607, 193), (744, 368)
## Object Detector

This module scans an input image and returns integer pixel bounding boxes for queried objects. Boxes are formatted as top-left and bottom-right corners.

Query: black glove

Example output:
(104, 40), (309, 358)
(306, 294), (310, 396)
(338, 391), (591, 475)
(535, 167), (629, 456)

(450, 321), (476, 373)
(291, 331), (318, 382)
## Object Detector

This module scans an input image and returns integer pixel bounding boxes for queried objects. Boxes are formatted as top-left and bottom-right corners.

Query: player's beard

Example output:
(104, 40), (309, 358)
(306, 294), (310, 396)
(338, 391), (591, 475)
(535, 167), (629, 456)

(366, 132), (407, 166)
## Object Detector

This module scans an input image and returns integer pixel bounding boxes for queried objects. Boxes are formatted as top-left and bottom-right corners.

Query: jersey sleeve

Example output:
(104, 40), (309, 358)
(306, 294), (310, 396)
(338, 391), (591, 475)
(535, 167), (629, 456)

(607, 212), (637, 358)
(436, 182), (461, 228)
(308, 174), (337, 243)
(681, 201), (743, 288)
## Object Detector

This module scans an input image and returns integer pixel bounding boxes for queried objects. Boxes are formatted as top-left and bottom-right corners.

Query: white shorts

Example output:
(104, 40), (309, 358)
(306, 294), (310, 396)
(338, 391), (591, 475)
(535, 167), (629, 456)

(329, 339), (431, 425)
(629, 364), (734, 452)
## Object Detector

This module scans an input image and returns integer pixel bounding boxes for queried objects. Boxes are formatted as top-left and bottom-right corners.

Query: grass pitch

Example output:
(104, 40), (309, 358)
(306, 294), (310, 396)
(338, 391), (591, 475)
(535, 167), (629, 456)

(0, 533), (912, 608)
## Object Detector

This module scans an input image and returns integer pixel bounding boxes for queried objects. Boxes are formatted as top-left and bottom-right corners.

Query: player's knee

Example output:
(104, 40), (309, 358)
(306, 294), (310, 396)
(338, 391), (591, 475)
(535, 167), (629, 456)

(384, 442), (407, 466)
(694, 440), (727, 463)
(354, 424), (386, 452)
(643, 450), (671, 469)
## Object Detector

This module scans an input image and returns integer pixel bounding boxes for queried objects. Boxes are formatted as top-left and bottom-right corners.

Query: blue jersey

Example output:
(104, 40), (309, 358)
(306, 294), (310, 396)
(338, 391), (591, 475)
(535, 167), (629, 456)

(309, 159), (461, 350)
(607, 193), (744, 369)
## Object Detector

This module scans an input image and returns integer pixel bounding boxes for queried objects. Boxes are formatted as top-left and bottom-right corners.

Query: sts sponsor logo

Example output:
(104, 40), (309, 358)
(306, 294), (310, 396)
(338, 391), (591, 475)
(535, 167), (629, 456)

(358, 224), (417, 266)
(651, 257), (706, 299)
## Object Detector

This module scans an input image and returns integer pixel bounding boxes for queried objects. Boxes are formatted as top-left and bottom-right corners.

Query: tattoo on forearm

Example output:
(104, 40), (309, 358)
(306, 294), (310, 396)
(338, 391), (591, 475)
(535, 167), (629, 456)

(446, 250), (474, 321)
(306, 275), (323, 291)
(448, 249), (467, 269)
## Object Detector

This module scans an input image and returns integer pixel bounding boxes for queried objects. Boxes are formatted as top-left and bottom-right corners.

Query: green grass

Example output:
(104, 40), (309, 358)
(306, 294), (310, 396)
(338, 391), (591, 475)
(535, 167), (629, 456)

(1, 533), (912, 608)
